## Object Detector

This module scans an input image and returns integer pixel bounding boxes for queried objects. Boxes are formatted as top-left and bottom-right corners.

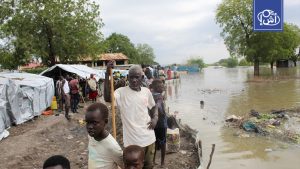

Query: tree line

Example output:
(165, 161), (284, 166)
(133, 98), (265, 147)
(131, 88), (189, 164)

(216, 0), (300, 76)
(100, 33), (156, 65)
(185, 57), (251, 68)
(0, 0), (155, 70)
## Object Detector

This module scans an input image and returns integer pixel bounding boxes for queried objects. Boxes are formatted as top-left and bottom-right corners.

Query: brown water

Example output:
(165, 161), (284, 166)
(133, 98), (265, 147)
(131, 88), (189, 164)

(165, 67), (300, 169)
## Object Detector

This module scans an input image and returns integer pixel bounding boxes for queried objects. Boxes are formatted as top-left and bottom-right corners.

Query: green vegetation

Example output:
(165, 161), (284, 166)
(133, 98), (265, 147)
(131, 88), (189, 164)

(101, 33), (156, 65)
(186, 57), (206, 68)
(238, 59), (252, 66)
(226, 57), (238, 68)
(0, 0), (103, 69)
(213, 57), (238, 68)
(216, 0), (300, 76)
(135, 43), (155, 65)
(100, 33), (137, 62)
(0, 1), (157, 69)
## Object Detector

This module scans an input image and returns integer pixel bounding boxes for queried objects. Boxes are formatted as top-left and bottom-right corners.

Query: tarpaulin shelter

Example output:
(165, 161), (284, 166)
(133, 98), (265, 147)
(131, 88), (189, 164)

(0, 73), (54, 141)
(0, 77), (12, 140)
(40, 64), (106, 81)
(40, 64), (130, 81)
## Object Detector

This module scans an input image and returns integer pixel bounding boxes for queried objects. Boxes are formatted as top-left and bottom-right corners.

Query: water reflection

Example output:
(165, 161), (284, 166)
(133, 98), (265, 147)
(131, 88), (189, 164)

(227, 79), (300, 115)
(165, 67), (300, 169)
(167, 85), (172, 99)
(174, 81), (178, 99)
(220, 128), (285, 161)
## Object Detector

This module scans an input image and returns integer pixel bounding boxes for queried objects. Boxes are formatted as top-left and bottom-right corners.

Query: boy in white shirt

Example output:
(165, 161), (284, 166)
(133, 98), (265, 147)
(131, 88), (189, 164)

(86, 103), (123, 169)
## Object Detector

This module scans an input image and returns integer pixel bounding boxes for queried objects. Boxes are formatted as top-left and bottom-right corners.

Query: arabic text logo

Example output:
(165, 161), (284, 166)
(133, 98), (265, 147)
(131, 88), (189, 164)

(257, 9), (280, 26)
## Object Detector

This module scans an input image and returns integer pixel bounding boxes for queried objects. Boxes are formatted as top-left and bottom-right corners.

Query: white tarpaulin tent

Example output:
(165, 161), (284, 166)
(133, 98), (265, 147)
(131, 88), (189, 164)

(0, 78), (11, 140)
(40, 64), (106, 80)
(0, 73), (54, 126)
(40, 64), (129, 80)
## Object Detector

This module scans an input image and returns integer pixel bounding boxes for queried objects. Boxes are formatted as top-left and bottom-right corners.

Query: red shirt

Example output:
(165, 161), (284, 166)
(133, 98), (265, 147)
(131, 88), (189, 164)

(69, 79), (79, 94)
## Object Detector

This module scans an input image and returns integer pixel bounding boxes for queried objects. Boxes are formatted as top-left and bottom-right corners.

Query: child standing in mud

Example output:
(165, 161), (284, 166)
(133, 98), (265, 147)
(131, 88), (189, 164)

(150, 79), (167, 168)
(85, 103), (123, 169)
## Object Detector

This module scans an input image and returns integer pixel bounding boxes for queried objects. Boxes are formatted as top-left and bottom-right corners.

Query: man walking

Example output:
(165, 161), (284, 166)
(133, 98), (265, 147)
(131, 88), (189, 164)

(62, 75), (71, 120)
(56, 76), (64, 112)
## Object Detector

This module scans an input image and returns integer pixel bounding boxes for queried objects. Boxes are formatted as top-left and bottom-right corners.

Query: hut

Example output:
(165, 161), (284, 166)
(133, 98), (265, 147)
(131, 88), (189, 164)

(66, 53), (129, 68)
(276, 59), (295, 68)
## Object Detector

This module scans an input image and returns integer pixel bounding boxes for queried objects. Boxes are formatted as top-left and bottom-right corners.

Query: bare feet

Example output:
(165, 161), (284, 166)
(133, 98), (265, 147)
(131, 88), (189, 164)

(65, 115), (71, 120)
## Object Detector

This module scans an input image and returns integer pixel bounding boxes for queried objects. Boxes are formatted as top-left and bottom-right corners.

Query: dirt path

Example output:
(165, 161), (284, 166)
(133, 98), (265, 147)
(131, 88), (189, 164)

(0, 102), (198, 169)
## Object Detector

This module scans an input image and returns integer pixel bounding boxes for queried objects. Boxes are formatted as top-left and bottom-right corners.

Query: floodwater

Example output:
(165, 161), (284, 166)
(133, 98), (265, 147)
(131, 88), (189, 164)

(165, 67), (300, 169)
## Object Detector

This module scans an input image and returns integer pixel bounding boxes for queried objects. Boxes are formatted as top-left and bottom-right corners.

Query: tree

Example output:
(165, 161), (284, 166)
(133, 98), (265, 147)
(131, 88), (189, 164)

(226, 57), (238, 68)
(216, 0), (255, 72)
(216, 0), (300, 75)
(214, 57), (238, 68)
(135, 43), (155, 65)
(186, 57), (205, 68)
(287, 24), (300, 66)
(0, 0), (103, 68)
(101, 33), (138, 63)
(249, 24), (300, 69)
(239, 58), (251, 66)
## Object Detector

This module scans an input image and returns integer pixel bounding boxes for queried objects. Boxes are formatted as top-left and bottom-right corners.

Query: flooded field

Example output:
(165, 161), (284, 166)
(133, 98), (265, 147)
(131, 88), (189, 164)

(166, 67), (300, 169)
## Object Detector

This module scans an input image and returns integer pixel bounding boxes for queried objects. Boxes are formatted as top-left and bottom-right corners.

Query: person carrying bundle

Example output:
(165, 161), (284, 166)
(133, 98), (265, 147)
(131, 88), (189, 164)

(87, 74), (98, 102)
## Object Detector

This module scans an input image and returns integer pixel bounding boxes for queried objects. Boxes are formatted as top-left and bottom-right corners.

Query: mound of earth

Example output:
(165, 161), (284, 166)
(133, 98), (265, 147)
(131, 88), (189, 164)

(0, 102), (199, 169)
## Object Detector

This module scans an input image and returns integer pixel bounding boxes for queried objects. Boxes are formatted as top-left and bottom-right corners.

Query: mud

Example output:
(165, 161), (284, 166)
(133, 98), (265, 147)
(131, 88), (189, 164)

(0, 102), (199, 169)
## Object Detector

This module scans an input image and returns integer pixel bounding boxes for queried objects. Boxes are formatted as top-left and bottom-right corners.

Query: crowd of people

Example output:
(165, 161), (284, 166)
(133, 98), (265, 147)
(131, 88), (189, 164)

(49, 62), (179, 169)
(55, 74), (102, 120)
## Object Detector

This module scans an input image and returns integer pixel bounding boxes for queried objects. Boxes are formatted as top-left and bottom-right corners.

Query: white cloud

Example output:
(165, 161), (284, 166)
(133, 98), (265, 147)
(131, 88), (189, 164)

(97, 0), (299, 64)
(285, 0), (300, 7)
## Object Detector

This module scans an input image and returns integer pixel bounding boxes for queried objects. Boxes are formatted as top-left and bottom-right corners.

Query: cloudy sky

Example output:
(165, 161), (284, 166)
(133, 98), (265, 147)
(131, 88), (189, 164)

(98, 0), (300, 65)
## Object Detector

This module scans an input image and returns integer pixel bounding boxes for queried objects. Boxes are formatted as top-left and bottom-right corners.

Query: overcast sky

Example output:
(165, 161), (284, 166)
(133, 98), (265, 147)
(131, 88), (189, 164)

(98, 0), (300, 65)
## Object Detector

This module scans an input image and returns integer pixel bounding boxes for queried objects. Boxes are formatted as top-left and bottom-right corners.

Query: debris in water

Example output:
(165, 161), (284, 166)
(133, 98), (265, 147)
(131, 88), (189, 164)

(242, 121), (260, 133)
(239, 133), (250, 138)
(250, 109), (260, 117)
(225, 115), (242, 122)
(67, 135), (74, 140)
(264, 148), (273, 152)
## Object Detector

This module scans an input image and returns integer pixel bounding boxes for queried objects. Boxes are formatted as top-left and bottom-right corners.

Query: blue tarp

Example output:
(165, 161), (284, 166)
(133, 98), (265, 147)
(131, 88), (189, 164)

(177, 65), (200, 73)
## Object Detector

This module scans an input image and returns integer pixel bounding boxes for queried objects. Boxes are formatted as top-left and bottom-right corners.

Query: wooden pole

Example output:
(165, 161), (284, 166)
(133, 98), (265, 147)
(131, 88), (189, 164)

(206, 144), (215, 169)
(110, 68), (117, 139)
(198, 140), (202, 158)
(196, 140), (203, 167)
